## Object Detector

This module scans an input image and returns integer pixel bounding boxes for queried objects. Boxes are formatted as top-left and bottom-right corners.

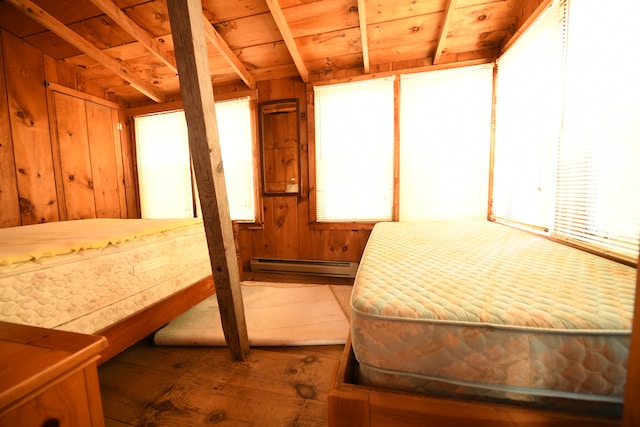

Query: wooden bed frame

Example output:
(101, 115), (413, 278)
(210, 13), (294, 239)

(328, 334), (621, 427)
(95, 275), (215, 364)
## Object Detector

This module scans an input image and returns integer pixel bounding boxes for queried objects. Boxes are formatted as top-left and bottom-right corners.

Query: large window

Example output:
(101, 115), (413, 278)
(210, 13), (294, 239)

(135, 97), (256, 221)
(400, 65), (493, 220)
(491, 0), (565, 231)
(554, 0), (640, 259)
(492, 0), (640, 261)
(314, 78), (395, 222)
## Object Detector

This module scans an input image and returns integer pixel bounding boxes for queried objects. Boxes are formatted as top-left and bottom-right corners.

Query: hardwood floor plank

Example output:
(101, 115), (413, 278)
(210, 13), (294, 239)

(99, 339), (343, 426)
(99, 282), (351, 426)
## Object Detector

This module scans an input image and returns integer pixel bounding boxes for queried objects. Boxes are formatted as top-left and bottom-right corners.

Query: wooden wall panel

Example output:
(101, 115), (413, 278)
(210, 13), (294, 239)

(0, 34), (20, 228)
(238, 77), (371, 269)
(86, 101), (122, 218)
(0, 30), (133, 228)
(2, 30), (59, 225)
(52, 91), (97, 220)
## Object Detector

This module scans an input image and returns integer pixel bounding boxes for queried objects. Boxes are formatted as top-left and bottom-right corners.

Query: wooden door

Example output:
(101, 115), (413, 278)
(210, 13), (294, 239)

(49, 88), (123, 220)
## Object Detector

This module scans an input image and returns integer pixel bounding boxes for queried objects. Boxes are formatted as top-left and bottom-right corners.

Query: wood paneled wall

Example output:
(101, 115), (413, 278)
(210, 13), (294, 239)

(235, 78), (372, 270)
(0, 30), (137, 228)
(0, 27), (368, 265)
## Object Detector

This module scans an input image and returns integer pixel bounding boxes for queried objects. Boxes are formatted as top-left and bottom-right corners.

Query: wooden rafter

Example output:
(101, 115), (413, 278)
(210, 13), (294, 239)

(202, 16), (256, 89)
(165, 0), (250, 361)
(357, 0), (370, 73)
(501, 0), (554, 55)
(264, 0), (309, 82)
(433, 0), (458, 65)
(6, 0), (165, 103)
(86, 0), (178, 73)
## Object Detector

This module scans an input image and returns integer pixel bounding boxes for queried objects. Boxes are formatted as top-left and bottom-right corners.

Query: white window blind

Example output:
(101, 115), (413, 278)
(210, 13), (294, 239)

(314, 77), (395, 222)
(213, 97), (256, 221)
(491, 0), (566, 231)
(554, 0), (640, 260)
(135, 97), (256, 221)
(135, 111), (194, 219)
(399, 65), (493, 221)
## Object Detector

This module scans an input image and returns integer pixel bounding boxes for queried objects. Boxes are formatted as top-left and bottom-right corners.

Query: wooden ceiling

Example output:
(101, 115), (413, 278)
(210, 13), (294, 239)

(0, 0), (545, 104)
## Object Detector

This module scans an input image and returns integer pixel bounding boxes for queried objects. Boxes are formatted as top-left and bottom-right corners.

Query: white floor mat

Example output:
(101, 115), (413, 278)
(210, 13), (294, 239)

(153, 283), (350, 346)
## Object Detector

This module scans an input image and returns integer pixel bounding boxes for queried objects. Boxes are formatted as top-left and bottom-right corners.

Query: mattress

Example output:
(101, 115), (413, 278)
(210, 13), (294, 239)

(351, 221), (636, 415)
(0, 218), (211, 335)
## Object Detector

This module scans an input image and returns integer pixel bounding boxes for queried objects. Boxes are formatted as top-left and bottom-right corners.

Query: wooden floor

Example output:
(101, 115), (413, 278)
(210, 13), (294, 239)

(99, 278), (352, 427)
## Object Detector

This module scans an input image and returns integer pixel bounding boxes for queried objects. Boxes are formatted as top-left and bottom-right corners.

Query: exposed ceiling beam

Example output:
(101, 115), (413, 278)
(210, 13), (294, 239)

(501, 0), (554, 55)
(86, 0), (178, 73)
(433, 0), (458, 65)
(264, 0), (309, 82)
(6, 0), (165, 103)
(202, 16), (256, 89)
(357, 0), (370, 73)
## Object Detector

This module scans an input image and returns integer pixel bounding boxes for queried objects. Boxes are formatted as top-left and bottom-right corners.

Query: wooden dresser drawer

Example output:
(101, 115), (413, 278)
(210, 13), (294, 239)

(0, 322), (108, 427)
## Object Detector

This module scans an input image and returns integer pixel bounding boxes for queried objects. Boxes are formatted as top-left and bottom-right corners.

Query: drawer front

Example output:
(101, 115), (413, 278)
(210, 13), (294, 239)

(1, 369), (94, 426)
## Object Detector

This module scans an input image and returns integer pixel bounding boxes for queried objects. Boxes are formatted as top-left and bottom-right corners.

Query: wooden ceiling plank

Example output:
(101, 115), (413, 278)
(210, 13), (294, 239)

(265, 0), (309, 82)
(202, 16), (256, 89)
(433, 0), (458, 65)
(85, 0), (178, 73)
(166, 0), (250, 361)
(6, 0), (165, 103)
(357, 0), (370, 73)
(501, 0), (553, 55)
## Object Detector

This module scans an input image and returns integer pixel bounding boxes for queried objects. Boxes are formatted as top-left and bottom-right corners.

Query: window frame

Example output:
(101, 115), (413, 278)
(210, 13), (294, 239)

(129, 91), (263, 226)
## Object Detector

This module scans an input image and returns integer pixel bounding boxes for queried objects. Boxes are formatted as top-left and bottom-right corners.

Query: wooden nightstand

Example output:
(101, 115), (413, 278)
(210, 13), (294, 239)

(0, 321), (108, 426)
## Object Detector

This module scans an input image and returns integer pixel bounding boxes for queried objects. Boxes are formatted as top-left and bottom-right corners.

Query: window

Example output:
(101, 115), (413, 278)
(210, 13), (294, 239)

(135, 111), (193, 218)
(492, 0), (640, 261)
(314, 77), (395, 222)
(134, 97), (256, 221)
(400, 65), (493, 220)
(491, 0), (565, 230)
(554, 0), (640, 259)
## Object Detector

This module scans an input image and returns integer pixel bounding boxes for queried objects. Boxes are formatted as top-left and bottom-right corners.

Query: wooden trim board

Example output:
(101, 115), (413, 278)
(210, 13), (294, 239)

(328, 334), (621, 427)
(95, 276), (215, 364)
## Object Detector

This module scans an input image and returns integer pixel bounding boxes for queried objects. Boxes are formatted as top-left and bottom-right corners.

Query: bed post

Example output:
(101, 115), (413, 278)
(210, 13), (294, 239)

(165, 0), (250, 360)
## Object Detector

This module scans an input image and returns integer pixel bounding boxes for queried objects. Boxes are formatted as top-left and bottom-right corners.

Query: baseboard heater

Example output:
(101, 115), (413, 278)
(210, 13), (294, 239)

(250, 257), (358, 278)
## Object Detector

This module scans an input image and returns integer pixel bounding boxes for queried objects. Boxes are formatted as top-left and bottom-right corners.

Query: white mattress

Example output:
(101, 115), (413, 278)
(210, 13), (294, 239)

(0, 218), (211, 334)
(351, 221), (636, 415)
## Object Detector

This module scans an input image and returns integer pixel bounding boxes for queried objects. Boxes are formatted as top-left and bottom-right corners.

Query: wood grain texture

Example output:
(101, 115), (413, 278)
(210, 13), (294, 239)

(166, 0), (249, 360)
(53, 91), (97, 219)
(3, 30), (59, 225)
(329, 336), (622, 427)
(86, 101), (122, 218)
(0, 33), (21, 227)
(99, 283), (352, 425)
(622, 263), (640, 427)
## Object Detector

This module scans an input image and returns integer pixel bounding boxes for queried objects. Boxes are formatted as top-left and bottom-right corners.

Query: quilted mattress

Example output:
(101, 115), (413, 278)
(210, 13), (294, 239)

(0, 218), (211, 335)
(351, 221), (636, 415)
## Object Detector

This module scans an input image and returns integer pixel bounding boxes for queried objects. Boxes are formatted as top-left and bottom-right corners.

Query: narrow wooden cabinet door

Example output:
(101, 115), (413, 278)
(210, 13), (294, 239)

(52, 91), (96, 220)
(86, 101), (122, 218)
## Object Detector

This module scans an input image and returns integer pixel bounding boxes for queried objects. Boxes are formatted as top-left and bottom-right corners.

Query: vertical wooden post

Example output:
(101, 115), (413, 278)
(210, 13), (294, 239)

(622, 248), (640, 426)
(165, 0), (249, 360)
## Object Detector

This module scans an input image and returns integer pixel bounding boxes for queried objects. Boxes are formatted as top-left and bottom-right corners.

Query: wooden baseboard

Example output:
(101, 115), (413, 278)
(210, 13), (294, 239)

(328, 335), (621, 427)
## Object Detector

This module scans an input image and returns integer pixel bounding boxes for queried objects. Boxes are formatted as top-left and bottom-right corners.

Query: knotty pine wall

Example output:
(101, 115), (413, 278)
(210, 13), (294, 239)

(0, 30), (138, 228)
(238, 78), (371, 271)
(0, 28), (370, 268)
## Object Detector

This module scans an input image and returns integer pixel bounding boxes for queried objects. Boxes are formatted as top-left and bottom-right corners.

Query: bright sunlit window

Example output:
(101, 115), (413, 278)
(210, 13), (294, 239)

(135, 97), (256, 221)
(400, 65), (493, 221)
(314, 77), (395, 222)
(492, 0), (640, 260)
